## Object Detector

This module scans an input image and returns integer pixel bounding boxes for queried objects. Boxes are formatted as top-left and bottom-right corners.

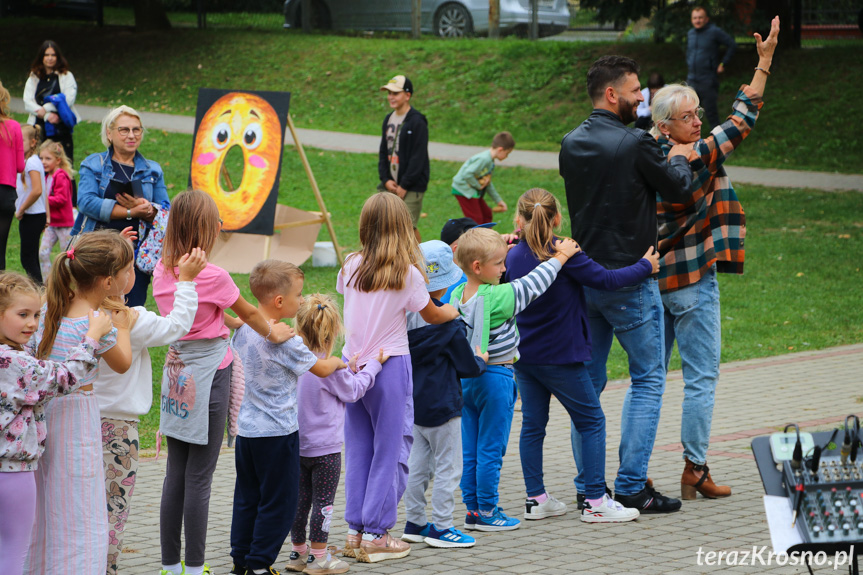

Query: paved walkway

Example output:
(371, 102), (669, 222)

(119, 343), (863, 574)
(11, 98), (863, 192)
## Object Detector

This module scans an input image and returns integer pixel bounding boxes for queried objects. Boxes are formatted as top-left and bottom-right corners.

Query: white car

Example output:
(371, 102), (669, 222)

(283, 0), (570, 37)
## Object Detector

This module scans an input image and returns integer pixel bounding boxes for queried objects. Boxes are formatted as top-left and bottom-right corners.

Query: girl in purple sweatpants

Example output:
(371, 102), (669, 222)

(336, 193), (459, 564)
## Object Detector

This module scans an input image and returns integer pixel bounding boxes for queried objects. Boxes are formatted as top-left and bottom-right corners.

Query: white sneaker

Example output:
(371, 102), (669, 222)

(581, 494), (640, 523)
(524, 493), (567, 520)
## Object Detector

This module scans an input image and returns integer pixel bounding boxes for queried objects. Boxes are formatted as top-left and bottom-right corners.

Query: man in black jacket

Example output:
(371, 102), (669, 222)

(378, 75), (430, 233)
(687, 6), (737, 129)
(560, 55), (693, 514)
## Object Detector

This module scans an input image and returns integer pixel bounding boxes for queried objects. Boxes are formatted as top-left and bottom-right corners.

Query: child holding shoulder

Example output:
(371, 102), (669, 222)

(25, 229), (136, 575)
(95, 245), (207, 575)
(153, 190), (294, 575)
(339, 192), (458, 564)
(506, 188), (655, 524)
(451, 131), (514, 225)
(287, 294), (385, 574)
(401, 240), (487, 549)
(38, 140), (74, 279)
(0, 272), (113, 575)
(229, 261), (347, 575)
(450, 225), (579, 532)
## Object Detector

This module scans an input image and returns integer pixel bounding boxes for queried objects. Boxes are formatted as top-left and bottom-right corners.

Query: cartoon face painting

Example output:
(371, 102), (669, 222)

(191, 92), (282, 231)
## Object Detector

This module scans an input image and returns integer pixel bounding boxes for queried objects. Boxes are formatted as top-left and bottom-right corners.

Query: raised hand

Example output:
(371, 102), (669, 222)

(86, 309), (114, 340)
(268, 320), (296, 343)
(755, 16), (780, 60)
(552, 237), (581, 259)
(642, 246), (660, 274)
(119, 226), (138, 244)
(668, 143), (693, 158)
(178, 247), (208, 282)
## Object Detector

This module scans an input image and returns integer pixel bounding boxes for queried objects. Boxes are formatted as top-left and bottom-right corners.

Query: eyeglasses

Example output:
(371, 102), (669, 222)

(115, 127), (143, 137)
(668, 107), (704, 125)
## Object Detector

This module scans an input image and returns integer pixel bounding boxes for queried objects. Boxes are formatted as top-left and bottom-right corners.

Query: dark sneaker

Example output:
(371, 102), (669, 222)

(463, 510), (479, 531)
(230, 565), (247, 575)
(614, 485), (681, 514)
(576, 484), (613, 510)
(400, 520), (431, 543)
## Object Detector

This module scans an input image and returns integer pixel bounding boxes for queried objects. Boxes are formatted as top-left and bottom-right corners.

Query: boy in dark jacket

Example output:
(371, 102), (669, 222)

(401, 240), (487, 549)
(378, 75), (429, 232)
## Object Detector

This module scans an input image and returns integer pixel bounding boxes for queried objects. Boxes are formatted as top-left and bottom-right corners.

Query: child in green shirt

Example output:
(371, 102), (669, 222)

(451, 132), (514, 225)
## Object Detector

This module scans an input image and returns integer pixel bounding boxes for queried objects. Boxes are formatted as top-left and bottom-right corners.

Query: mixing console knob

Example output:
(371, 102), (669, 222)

(834, 500), (843, 510)
(813, 525), (821, 537)
(828, 524), (837, 535)
(858, 522), (863, 534)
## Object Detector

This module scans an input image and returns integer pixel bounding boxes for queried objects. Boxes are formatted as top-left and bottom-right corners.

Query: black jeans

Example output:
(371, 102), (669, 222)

(0, 185), (17, 271)
(18, 212), (46, 283)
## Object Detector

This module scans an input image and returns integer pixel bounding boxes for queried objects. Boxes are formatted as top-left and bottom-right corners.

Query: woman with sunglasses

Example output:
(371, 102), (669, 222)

(72, 105), (168, 306)
(648, 16), (780, 501)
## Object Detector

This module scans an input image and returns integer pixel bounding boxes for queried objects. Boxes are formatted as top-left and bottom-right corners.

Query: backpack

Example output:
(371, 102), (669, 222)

(136, 200), (170, 274)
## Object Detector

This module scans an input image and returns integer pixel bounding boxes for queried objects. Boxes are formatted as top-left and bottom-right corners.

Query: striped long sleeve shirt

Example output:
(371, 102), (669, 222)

(451, 258), (562, 363)
(656, 84), (762, 293)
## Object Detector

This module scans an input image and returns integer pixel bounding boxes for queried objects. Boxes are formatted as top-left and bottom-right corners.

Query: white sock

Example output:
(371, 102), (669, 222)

(162, 564), (182, 575)
(348, 528), (359, 536)
(185, 566), (204, 575)
(254, 570), (268, 574)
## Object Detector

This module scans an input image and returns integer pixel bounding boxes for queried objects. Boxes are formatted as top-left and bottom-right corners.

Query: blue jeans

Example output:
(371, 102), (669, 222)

(571, 277), (666, 496)
(460, 365), (517, 512)
(662, 267), (721, 466)
(516, 363), (606, 500)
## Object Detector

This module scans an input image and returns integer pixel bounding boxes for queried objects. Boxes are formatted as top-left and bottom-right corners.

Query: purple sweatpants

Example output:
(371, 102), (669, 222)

(0, 471), (36, 575)
(344, 354), (413, 535)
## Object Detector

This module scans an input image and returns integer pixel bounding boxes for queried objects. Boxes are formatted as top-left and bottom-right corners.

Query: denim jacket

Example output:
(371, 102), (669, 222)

(72, 148), (169, 235)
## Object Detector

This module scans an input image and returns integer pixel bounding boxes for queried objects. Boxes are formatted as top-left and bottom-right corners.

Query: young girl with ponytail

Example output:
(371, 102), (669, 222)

(504, 188), (657, 524)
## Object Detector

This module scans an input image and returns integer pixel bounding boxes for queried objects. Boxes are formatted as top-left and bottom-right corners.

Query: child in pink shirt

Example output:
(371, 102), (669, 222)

(38, 140), (74, 279)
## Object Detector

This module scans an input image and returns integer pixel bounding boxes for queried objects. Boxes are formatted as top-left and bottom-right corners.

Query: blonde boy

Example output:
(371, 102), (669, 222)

(449, 228), (578, 531)
(451, 132), (515, 225)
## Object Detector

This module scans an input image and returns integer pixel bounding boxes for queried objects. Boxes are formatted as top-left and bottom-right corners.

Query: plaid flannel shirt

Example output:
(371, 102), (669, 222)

(656, 84), (762, 293)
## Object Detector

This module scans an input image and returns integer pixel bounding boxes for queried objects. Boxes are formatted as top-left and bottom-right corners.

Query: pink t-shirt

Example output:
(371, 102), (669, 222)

(337, 253), (430, 365)
(153, 262), (240, 368)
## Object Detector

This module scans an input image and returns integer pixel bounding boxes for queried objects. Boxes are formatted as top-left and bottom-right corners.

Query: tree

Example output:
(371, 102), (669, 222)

(133, 0), (172, 30)
(579, 0), (655, 29)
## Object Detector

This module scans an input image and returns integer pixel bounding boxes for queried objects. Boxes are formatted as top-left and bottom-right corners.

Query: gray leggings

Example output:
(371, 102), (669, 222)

(160, 363), (232, 567)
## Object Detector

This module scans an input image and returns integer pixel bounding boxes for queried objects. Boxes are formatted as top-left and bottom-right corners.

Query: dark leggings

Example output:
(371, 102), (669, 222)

(291, 452), (342, 544)
(160, 362), (231, 568)
(18, 212), (46, 283)
(0, 185), (16, 271)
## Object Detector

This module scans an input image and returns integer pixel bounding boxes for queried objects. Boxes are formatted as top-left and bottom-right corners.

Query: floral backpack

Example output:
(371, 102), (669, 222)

(136, 200), (170, 274)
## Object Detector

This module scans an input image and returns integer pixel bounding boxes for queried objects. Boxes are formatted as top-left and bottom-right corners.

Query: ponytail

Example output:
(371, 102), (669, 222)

(517, 188), (563, 262)
(295, 293), (343, 357)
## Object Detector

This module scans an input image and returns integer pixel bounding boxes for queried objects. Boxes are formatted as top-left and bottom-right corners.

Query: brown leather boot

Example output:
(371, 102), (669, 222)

(681, 459), (731, 500)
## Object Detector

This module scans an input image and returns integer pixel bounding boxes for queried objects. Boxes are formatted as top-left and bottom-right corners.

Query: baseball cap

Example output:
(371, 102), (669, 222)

(440, 217), (497, 246)
(420, 240), (464, 292)
(381, 75), (414, 94)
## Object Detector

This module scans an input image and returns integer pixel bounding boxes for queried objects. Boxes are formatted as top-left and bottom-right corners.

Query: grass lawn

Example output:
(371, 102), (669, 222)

(4, 119), (862, 450)
(0, 17), (861, 174)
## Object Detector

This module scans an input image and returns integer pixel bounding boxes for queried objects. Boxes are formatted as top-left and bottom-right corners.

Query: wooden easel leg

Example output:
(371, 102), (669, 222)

(286, 113), (344, 266)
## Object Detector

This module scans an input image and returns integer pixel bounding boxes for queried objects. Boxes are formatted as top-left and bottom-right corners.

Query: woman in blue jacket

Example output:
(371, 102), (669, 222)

(72, 105), (168, 306)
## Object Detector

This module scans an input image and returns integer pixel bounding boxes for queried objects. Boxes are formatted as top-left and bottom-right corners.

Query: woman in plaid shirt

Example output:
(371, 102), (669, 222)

(649, 16), (780, 501)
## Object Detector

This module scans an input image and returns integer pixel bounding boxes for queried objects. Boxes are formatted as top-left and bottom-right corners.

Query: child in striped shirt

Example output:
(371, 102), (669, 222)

(449, 227), (578, 532)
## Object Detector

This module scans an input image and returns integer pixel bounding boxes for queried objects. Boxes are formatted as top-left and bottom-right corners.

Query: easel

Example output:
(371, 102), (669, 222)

(213, 113), (344, 270)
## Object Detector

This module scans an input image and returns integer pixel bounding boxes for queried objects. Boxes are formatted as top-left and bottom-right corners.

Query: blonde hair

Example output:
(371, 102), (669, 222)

(21, 124), (43, 160)
(454, 227), (507, 273)
(0, 81), (12, 144)
(0, 272), (42, 350)
(39, 139), (73, 177)
(517, 188), (564, 262)
(101, 105), (145, 149)
(295, 293), (343, 356)
(39, 230), (134, 359)
(650, 84), (700, 137)
(249, 259), (304, 303)
(344, 192), (426, 292)
(161, 189), (221, 279)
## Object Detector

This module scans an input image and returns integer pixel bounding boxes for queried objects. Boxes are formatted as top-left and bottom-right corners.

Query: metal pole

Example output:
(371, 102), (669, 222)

(489, 0), (500, 39)
(529, 0), (538, 40)
(412, 0), (421, 38)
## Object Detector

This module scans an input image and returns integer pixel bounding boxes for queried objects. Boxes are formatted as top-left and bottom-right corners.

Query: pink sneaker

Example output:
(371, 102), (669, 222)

(356, 533), (411, 563)
(342, 532), (361, 559)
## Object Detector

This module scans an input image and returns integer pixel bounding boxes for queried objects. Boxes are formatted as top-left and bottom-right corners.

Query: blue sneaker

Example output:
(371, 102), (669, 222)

(474, 507), (521, 532)
(463, 510), (478, 530)
(424, 525), (476, 548)
(400, 520), (431, 543)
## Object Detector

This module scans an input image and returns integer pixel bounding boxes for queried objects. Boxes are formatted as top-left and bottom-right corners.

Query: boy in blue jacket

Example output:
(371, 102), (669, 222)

(401, 240), (487, 549)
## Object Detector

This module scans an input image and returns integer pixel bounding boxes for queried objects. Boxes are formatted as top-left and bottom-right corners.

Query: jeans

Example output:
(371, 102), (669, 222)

(690, 77), (721, 129)
(18, 212), (46, 283)
(460, 365), (517, 511)
(0, 184), (16, 271)
(571, 277), (666, 496)
(662, 267), (721, 466)
(516, 363), (606, 500)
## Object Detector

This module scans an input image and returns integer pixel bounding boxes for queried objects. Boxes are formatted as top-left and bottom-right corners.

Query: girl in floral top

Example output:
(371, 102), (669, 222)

(0, 271), (113, 575)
